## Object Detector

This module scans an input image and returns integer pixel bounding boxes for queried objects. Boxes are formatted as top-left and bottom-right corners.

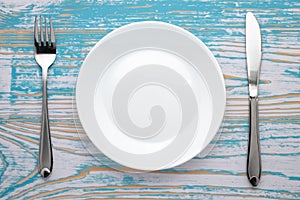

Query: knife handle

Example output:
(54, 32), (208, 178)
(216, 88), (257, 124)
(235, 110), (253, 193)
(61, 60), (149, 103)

(247, 96), (261, 186)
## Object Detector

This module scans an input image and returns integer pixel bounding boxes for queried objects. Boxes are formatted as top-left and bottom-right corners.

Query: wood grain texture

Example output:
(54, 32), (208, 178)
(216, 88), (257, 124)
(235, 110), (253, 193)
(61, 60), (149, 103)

(0, 0), (299, 199)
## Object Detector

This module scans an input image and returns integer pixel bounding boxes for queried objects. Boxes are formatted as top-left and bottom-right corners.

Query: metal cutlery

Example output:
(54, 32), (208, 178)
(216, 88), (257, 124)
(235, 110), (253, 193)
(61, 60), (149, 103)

(246, 12), (262, 186)
(34, 16), (56, 178)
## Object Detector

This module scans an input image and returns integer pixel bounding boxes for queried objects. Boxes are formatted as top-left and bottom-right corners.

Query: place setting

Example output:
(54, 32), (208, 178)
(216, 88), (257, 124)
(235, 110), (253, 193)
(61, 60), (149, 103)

(34, 12), (262, 186)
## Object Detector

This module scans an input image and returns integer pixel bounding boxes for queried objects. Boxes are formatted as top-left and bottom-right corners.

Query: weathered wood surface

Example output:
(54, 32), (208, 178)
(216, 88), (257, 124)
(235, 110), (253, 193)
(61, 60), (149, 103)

(0, 0), (299, 199)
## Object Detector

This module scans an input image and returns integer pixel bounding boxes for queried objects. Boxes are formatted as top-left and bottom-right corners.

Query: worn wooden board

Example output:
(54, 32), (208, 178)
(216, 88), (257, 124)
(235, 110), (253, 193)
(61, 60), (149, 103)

(0, 0), (299, 199)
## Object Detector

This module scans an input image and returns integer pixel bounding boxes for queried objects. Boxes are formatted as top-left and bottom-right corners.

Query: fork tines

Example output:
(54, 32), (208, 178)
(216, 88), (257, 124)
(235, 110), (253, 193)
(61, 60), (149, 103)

(34, 16), (56, 54)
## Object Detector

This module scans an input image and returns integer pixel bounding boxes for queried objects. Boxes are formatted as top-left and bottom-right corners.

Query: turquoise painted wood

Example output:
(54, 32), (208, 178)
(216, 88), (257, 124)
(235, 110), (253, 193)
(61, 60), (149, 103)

(0, 0), (299, 199)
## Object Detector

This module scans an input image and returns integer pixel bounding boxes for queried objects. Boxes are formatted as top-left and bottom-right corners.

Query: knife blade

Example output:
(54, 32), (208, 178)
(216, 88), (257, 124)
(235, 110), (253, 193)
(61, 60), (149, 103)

(246, 12), (262, 186)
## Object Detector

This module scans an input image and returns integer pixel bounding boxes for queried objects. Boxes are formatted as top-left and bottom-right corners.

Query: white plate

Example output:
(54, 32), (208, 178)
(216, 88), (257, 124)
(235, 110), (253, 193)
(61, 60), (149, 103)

(76, 21), (226, 170)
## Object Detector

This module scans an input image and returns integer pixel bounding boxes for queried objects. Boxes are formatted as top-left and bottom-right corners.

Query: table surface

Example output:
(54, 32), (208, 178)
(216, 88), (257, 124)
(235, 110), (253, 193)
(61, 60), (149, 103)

(0, 0), (299, 199)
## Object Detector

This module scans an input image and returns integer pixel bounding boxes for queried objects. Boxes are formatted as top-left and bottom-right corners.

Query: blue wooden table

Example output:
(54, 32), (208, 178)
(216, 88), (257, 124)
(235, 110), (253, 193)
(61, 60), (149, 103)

(0, 0), (299, 199)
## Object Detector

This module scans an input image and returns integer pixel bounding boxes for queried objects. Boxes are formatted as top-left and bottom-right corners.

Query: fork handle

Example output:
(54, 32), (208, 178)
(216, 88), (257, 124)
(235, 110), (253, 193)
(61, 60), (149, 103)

(39, 72), (53, 178)
(247, 96), (261, 186)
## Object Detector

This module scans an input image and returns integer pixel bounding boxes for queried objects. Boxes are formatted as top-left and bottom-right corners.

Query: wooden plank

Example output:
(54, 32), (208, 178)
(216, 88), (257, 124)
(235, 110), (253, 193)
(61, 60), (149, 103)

(0, 0), (299, 199)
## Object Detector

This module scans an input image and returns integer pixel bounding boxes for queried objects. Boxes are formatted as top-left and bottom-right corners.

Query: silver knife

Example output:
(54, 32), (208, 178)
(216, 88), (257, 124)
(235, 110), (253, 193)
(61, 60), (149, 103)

(246, 12), (262, 186)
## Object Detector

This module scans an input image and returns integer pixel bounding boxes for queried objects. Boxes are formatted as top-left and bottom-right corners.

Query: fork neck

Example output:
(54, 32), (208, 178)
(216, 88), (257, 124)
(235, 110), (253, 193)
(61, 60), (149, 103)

(42, 68), (48, 80)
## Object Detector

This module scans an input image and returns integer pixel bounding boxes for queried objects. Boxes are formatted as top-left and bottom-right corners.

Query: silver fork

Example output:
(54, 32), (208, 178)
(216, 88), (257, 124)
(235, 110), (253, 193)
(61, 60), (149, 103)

(34, 16), (56, 178)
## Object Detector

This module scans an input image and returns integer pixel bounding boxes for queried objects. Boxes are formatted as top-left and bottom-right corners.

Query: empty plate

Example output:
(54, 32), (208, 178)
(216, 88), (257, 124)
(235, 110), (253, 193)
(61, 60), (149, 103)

(76, 21), (226, 171)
